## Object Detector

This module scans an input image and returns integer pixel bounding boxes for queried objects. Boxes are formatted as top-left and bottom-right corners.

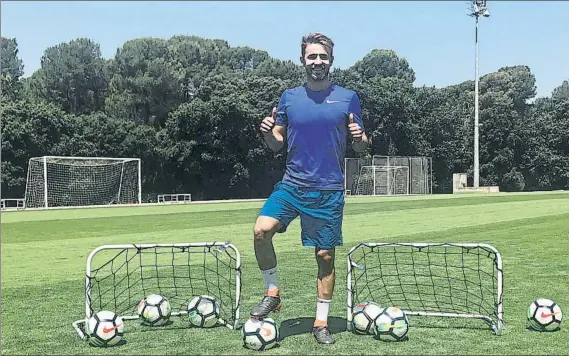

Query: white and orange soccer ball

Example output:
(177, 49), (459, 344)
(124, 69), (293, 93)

(373, 306), (409, 341)
(85, 310), (124, 347)
(527, 298), (563, 332)
(241, 317), (279, 351)
(352, 301), (382, 335)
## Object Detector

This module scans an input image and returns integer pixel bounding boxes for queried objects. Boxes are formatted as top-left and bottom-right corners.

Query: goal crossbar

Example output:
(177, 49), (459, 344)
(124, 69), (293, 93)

(24, 156), (142, 209)
(72, 242), (242, 339)
(347, 242), (504, 335)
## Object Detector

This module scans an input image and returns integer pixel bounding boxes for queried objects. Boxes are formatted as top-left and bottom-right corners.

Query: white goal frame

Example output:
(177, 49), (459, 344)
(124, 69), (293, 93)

(346, 242), (504, 335)
(24, 156), (142, 209)
(72, 242), (242, 339)
(158, 193), (192, 204)
(355, 165), (410, 196)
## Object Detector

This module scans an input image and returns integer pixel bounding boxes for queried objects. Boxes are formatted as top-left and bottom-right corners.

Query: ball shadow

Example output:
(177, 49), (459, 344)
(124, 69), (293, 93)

(278, 316), (347, 341)
(140, 320), (175, 327)
(87, 339), (127, 347)
(374, 335), (410, 343)
(526, 326), (560, 333)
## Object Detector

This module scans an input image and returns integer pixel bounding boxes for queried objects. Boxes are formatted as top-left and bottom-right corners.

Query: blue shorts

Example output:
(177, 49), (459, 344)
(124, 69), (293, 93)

(258, 182), (345, 249)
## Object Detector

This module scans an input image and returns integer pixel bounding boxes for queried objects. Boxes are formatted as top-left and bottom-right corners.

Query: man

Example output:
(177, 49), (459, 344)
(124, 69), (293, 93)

(251, 32), (369, 345)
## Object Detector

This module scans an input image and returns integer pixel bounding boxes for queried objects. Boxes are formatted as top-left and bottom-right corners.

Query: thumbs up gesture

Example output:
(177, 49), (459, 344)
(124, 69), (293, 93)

(260, 107), (277, 135)
(348, 113), (363, 142)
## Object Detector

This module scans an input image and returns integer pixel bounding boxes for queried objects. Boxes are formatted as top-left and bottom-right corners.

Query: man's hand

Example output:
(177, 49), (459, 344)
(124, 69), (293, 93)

(260, 107), (285, 152)
(260, 107), (277, 135)
(348, 113), (363, 142)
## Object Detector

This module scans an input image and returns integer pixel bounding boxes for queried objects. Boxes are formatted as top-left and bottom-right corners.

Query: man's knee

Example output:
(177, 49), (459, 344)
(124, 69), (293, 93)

(316, 248), (335, 263)
(254, 217), (280, 241)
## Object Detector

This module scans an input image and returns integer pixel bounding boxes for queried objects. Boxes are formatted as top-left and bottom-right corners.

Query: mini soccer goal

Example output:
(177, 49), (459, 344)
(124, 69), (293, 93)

(346, 242), (504, 335)
(24, 156), (141, 209)
(157, 194), (192, 204)
(72, 242), (242, 339)
(354, 165), (409, 196)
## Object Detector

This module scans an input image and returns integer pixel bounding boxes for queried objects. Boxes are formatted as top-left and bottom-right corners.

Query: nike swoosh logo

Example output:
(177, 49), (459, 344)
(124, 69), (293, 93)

(326, 100), (340, 104)
(103, 323), (122, 333)
(540, 311), (560, 318)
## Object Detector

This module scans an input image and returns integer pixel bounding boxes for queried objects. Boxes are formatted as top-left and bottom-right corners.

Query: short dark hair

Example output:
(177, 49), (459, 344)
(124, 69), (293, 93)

(301, 33), (334, 58)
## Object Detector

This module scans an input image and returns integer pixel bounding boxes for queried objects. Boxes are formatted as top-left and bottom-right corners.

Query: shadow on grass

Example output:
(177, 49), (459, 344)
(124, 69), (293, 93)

(525, 326), (560, 333)
(278, 316), (347, 340)
(406, 317), (498, 332)
(88, 339), (127, 347)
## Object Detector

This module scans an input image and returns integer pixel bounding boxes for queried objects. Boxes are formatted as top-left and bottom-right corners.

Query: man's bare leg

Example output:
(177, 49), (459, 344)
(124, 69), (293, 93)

(313, 247), (336, 344)
(250, 216), (283, 318)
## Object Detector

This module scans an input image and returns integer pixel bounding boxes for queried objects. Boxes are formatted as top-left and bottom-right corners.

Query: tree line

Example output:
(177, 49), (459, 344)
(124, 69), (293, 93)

(1, 36), (568, 201)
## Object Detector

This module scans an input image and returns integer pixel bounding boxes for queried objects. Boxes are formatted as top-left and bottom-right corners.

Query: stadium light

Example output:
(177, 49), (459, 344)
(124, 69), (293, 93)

(468, 0), (490, 188)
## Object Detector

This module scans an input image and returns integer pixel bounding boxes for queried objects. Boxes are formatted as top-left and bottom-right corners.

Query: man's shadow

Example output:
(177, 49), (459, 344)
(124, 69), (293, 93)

(278, 316), (347, 341)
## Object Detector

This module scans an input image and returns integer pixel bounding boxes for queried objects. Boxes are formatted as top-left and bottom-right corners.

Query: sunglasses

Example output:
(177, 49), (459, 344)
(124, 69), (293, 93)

(306, 53), (330, 61)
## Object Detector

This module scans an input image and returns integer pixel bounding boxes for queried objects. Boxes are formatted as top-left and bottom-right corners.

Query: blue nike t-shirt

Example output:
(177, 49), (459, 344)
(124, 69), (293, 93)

(274, 83), (365, 191)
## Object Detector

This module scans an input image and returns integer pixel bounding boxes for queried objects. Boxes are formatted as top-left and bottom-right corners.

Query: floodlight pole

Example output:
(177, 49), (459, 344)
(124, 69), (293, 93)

(474, 14), (480, 188)
(470, 0), (489, 188)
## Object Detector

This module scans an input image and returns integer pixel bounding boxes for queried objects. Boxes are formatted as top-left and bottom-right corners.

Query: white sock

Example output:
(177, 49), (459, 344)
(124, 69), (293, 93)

(315, 298), (331, 325)
(261, 267), (278, 291)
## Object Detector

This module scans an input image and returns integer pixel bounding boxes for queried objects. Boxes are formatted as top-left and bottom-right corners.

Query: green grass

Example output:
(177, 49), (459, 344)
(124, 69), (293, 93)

(2, 192), (569, 355)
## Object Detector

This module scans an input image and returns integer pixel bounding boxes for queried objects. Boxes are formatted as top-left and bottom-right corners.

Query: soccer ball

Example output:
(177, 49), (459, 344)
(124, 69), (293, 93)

(527, 299), (563, 332)
(85, 310), (124, 347)
(374, 306), (409, 342)
(187, 295), (220, 328)
(241, 317), (279, 351)
(352, 301), (382, 334)
(137, 294), (172, 326)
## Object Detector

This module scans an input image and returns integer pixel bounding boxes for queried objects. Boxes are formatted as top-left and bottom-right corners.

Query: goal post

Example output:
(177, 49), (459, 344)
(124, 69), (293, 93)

(354, 165), (410, 196)
(24, 156), (142, 209)
(346, 242), (504, 335)
(72, 242), (242, 339)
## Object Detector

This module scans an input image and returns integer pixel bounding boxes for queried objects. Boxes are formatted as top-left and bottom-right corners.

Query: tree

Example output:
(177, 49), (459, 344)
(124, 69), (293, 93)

(1, 99), (70, 197)
(0, 37), (24, 100)
(25, 38), (107, 115)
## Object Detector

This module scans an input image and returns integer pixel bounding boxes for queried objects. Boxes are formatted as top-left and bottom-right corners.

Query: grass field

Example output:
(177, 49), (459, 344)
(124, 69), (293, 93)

(2, 191), (569, 355)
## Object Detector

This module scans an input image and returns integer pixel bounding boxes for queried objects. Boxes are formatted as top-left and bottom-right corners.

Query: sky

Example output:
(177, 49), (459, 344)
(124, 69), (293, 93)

(2, 1), (568, 99)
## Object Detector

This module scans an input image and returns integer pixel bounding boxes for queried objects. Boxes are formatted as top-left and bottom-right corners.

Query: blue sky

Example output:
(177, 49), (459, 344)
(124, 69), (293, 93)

(2, 1), (568, 98)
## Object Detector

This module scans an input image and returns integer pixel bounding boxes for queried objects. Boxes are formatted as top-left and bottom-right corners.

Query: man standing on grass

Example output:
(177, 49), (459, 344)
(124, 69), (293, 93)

(250, 32), (369, 344)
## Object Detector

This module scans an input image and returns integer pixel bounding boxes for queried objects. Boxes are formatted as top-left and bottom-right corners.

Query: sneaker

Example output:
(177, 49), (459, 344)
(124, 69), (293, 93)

(312, 325), (335, 344)
(250, 289), (282, 318)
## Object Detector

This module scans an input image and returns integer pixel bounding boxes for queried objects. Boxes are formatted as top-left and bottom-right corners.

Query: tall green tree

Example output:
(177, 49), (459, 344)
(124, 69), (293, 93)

(0, 37), (24, 100)
(25, 38), (107, 115)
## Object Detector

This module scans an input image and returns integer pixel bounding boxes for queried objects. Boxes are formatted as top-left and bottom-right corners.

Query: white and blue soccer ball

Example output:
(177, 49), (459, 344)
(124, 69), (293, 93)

(137, 294), (172, 326)
(374, 306), (409, 342)
(187, 295), (220, 328)
(527, 298), (563, 332)
(85, 310), (124, 347)
(352, 301), (382, 335)
(241, 317), (279, 351)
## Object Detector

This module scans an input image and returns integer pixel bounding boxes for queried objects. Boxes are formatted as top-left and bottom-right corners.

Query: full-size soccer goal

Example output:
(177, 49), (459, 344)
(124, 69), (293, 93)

(354, 165), (409, 196)
(344, 156), (432, 196)
(346, 242), (504, 335)
(72, 242), (242, 339)
(24, 156), (141, 209)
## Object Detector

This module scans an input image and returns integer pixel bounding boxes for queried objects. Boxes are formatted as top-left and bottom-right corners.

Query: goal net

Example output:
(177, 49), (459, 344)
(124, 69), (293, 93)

(344, 156), (432, 195)
(347, 243), (504, 335)
(354, 165), (409, 195)
(373, 156), (432, 195)
(72, 242), (242, 339)
(24, 156), (141, 208)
